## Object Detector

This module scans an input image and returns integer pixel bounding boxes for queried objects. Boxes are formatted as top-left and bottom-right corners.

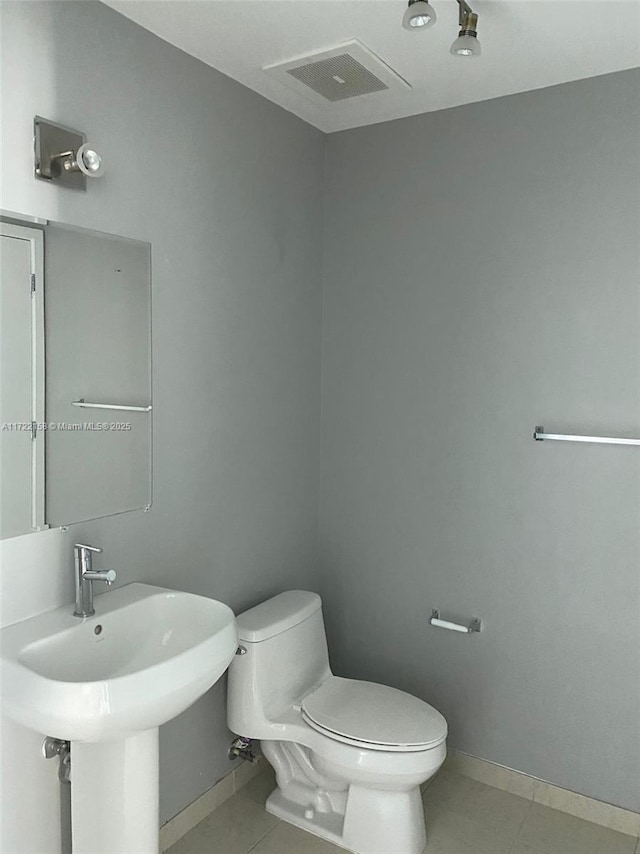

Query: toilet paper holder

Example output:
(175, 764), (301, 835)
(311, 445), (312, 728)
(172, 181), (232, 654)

(430, 609), (482, 634)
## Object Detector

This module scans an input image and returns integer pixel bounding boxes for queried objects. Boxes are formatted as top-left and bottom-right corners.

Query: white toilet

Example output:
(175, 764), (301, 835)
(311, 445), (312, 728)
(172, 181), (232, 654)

(227, 590), (447, 854)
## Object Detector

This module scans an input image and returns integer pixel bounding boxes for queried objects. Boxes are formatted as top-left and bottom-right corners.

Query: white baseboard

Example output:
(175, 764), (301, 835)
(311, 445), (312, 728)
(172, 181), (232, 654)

(160, 757), (264, 852)
(443, 749), (640, 838)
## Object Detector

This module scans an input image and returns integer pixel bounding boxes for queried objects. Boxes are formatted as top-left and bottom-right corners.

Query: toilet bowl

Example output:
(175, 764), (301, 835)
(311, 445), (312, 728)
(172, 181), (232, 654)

(227, 591), (447, 854)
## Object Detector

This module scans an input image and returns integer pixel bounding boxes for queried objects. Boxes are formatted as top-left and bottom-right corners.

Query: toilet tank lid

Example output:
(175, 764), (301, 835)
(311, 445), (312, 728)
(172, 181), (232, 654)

(236, 590), (322, 643)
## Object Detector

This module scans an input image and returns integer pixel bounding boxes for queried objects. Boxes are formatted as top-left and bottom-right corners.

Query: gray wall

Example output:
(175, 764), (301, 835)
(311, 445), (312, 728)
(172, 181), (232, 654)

(0, 0), (323, 843)
(320, 69), (640, 811)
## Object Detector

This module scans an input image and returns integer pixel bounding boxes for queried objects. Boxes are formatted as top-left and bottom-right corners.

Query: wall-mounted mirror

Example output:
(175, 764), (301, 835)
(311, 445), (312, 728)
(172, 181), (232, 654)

(0, 214), (152, 539)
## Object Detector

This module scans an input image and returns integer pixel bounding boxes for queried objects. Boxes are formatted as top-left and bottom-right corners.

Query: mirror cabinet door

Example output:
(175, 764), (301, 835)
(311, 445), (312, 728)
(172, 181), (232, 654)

(0, 217), (151, 539)
(44, 225), (152, 526)
(0, 222), (45, 539)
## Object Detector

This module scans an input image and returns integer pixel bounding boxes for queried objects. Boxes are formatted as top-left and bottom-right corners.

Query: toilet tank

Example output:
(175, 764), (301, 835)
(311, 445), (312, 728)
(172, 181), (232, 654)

(227, 591), (331, 737)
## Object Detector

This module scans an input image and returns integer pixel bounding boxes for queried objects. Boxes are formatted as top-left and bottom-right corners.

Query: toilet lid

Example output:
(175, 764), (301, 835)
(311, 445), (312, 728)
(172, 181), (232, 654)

(301, 677), (447, 752)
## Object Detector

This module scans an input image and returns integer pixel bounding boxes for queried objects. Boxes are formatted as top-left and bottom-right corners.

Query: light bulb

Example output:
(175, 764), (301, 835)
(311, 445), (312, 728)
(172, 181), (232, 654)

(402, 0), (437, 30)
(83, 149), (101, 171)
(450, 11), (481, 57)
(450, 33), (481, 57)
(75, 143), (104, 177)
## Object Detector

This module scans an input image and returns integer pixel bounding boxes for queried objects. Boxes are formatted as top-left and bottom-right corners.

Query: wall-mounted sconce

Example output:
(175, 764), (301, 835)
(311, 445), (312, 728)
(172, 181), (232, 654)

(401, 0), (482, 57)
(34, 116), (104, 191)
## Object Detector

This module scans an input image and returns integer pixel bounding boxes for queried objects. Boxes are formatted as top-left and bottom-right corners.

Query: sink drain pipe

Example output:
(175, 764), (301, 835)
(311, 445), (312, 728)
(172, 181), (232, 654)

(43, 736), (71, 783)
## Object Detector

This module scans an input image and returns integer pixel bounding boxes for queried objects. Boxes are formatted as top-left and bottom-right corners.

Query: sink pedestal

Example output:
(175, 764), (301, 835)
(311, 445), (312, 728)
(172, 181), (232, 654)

(71, 729), (159, 854)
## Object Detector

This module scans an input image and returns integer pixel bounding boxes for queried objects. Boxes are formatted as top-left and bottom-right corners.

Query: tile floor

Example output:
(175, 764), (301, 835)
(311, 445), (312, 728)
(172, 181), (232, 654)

(167, 766), (639, 854)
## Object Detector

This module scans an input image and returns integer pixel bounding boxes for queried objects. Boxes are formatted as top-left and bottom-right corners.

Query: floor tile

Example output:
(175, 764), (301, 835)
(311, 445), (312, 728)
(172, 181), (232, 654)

(169, 769), (640, 854)
(517, 803), (637, 854)
(167, 794), (278, 854)
(509, 844), (550, 854)
(423, 808), (513, 854)
(234, 757), (266, 790)
(165, 830), (204, 854)
(249, 820), (346, 854)
(162, 774), (235, 850)
(423, 770), (532, 839)
(238, 766), (278, 808)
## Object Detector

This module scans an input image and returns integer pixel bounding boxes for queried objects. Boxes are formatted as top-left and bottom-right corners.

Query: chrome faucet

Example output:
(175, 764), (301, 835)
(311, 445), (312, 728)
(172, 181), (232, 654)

(73, 544), (117, 617)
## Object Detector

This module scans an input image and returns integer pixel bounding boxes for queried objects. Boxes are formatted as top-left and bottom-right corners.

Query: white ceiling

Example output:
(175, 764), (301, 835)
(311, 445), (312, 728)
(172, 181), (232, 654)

(105, 0), (640, 133)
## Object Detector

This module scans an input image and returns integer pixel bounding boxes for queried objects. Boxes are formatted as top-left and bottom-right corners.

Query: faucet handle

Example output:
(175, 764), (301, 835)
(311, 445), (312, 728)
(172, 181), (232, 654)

(74, 543), (103, 554)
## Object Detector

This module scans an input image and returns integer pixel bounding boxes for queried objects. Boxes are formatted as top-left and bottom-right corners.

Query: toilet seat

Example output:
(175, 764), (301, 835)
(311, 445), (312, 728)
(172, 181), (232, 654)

(301, 676), (447, 752)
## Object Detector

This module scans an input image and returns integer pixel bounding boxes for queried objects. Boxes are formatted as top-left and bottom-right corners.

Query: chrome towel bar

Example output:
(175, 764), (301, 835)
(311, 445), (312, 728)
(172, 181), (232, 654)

(534, 426), (640, 447)
(430, 609), (482, 634)
(72, 399), (152, 412)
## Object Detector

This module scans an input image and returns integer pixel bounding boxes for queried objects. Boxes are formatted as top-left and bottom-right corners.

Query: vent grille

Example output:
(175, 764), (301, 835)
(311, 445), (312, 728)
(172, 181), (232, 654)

(286, 54), (388, 102)
(263, 40), (410, 106)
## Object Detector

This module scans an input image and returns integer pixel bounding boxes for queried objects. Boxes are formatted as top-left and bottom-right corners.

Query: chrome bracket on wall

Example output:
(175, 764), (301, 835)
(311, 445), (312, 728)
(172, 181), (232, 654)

(34, 117), (87, 190)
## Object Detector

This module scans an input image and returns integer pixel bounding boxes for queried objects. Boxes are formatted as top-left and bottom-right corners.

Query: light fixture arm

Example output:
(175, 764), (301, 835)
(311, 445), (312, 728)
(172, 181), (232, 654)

(50, 150), (78, 173)
(456, 0), (474, 26)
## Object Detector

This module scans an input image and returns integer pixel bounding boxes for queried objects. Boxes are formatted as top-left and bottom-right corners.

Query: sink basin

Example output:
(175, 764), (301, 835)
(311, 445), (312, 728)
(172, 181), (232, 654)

(0, 582), (238, 741)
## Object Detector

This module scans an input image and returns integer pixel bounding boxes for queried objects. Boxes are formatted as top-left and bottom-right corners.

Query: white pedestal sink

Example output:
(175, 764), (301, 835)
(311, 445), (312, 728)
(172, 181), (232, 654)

(1, 583), (238, 854)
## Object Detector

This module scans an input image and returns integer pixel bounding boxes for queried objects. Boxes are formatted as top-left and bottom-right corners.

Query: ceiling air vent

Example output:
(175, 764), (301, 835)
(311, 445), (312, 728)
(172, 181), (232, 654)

(263, 40), (411, 105)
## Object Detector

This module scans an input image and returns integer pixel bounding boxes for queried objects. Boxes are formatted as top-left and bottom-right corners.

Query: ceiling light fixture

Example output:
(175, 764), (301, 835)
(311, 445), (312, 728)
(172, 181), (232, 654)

(402, 0), (437, 30)
(401, 0), (482, 58)
(450, 0), (481, 57)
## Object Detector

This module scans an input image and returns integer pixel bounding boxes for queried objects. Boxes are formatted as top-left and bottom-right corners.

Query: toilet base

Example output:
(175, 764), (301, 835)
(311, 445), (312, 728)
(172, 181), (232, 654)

(266, 783), (427, 854)
(266, 789), (345, 846)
